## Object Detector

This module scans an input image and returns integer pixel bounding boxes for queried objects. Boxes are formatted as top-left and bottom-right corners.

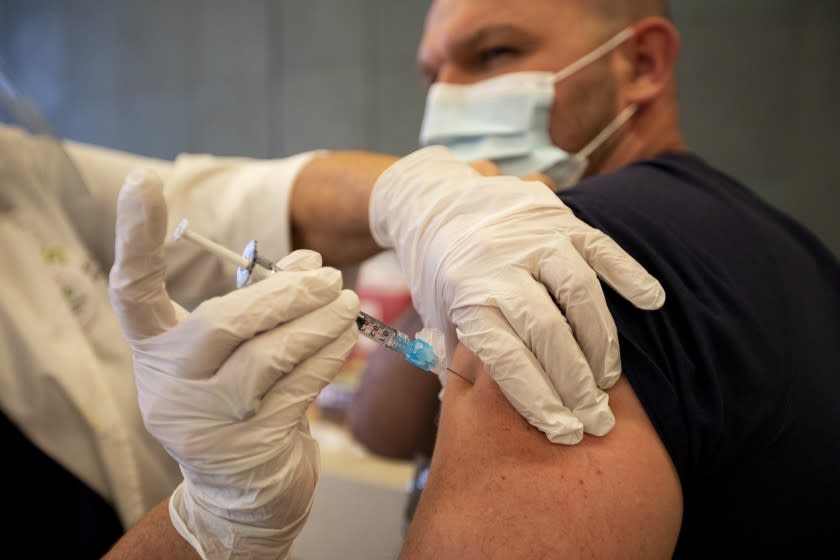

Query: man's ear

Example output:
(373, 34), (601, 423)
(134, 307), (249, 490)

(619, 17), (681, 105)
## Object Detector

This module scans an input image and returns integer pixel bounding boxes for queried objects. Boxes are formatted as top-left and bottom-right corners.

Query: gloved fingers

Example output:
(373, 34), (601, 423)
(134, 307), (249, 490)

(369, 146), (484, 249)
(565, 222), (665, 311)
(537, 240), (621, 389)
(109, 168), (179, 341)
(189, 264), (344, 344)
(490, 274), (616, 436)
(275, 249), (323, 272)
(263, 323), (359, 427)
(214, 289), (360, 420)
(453, 305), (585, 444)
(135, 267), (346, 381)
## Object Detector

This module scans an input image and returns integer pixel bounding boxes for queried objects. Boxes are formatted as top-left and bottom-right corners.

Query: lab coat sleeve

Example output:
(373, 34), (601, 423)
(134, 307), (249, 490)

(64, 139), (175, 270)
(65, 137), (321, 306)
(160, 151), (323, 308)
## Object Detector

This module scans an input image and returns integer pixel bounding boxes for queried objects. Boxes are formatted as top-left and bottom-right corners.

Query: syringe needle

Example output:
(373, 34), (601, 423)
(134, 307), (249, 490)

(174, 219), (250, 269)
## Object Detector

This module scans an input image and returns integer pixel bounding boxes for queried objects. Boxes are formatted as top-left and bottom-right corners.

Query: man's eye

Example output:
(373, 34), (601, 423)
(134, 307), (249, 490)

(478, 46), (517, 65)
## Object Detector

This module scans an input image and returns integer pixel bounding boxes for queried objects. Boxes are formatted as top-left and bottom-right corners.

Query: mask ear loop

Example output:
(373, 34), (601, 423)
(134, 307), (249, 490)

(550, 104), (637, 191)
(548, 26), (637, 181)
(577, 104), (638, 161)
(551, 27), (635, 84)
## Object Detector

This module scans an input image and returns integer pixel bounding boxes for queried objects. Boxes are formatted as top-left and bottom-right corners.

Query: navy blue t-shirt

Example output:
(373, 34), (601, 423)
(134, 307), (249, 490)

(560, 153), (840, 557)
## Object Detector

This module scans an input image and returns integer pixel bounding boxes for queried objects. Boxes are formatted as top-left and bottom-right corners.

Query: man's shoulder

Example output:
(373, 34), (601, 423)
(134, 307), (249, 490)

(562, 150), (838, 276)
(401, 350), (683, 559)
(561, 151), (724, 221)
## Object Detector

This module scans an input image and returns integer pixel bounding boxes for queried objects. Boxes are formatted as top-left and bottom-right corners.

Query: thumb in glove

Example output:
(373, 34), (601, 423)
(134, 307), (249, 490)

(109, 168), (184, 342)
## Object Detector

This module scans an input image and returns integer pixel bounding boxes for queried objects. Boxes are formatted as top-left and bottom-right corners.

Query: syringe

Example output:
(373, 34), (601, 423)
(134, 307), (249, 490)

(173, 219), (440, 372)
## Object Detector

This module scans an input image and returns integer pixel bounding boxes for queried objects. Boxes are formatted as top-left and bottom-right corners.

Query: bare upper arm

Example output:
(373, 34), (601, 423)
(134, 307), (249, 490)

(400, 344), (683, 559)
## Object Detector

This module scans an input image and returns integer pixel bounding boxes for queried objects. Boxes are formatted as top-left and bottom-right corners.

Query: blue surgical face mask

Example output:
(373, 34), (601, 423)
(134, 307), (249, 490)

(419, 27), (636, 190)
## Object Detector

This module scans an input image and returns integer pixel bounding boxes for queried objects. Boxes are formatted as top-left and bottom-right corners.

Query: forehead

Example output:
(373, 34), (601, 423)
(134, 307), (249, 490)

(424, 0), (567, 30)
(419, 0), (597, 64)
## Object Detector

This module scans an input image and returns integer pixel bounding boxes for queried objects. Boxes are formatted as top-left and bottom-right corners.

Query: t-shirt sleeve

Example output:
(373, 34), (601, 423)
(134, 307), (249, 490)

(558, 163), (721, 483)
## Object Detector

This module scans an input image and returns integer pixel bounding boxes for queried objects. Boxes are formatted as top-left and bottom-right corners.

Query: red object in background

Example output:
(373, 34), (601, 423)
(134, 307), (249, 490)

(357, 286), (413, 326)
(351, 252), (413, 359)
(313, 252), (413, 423)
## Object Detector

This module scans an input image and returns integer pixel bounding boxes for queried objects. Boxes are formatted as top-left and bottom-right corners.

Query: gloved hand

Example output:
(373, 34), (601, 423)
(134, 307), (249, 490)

(109, 169), (359, 559)
(370, 146), (665, 444)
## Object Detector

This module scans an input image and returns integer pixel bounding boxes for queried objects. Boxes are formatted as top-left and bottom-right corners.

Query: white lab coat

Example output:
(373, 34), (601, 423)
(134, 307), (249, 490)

(0, 124), (318, 528)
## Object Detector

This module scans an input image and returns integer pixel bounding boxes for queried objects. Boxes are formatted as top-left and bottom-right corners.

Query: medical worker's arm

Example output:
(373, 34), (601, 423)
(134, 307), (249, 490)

(67, 139), (326, 307)
(291, 150), (398, 266)
(290, 153), (511, 266)
(107, 170), (359, 559)
(103, 499), (199, 560)
(400, 344), (683, 559)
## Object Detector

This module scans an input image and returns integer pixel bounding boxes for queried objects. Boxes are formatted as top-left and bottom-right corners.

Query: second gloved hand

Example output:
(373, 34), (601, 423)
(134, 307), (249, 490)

(109, 169), (359, 559)
(370, 146), (665, 444)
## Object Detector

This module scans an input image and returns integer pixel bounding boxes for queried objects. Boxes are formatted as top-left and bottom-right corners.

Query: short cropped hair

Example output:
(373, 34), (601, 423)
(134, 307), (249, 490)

(589, 0), (671, 24)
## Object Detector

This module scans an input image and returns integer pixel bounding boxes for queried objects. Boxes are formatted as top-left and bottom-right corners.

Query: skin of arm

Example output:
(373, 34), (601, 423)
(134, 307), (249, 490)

(347, 306), (442, 459)
(102, 499), (198, 560)
(290, 152), (504, 268)
(68, 142), (397, 272)
(290, 151), (398, 267)
(400, 344), (683, 559)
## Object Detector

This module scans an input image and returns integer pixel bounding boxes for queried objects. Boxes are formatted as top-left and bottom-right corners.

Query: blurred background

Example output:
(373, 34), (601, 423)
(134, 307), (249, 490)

(2, 0), (839, 256)
(2, 1), (838, 558)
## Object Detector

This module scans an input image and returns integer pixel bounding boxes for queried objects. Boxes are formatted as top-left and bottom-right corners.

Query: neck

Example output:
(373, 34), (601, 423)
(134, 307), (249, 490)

(589, 95), (686, 177)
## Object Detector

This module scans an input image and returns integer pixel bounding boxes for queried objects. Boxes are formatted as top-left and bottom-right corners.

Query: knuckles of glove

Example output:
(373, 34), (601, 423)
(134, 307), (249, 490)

(129, 267), (343, 378)
(133, 288), (359, 468)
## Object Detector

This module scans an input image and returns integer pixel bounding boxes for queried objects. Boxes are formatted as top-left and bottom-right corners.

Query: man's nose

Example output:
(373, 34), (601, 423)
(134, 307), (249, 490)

(434, 66), (480, 85)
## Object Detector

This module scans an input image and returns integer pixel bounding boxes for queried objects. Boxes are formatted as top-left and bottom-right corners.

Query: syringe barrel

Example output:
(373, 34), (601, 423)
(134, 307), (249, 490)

(355, 311), (405, 349)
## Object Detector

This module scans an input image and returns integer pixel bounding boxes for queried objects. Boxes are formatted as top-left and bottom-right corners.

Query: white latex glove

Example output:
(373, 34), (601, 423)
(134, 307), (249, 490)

(109, 169), (359, 559)
(370, 146), (665, 444)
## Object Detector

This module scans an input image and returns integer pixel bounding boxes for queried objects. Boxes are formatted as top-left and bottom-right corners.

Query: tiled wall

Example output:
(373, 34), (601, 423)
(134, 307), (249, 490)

(3, 0), (838, 255)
